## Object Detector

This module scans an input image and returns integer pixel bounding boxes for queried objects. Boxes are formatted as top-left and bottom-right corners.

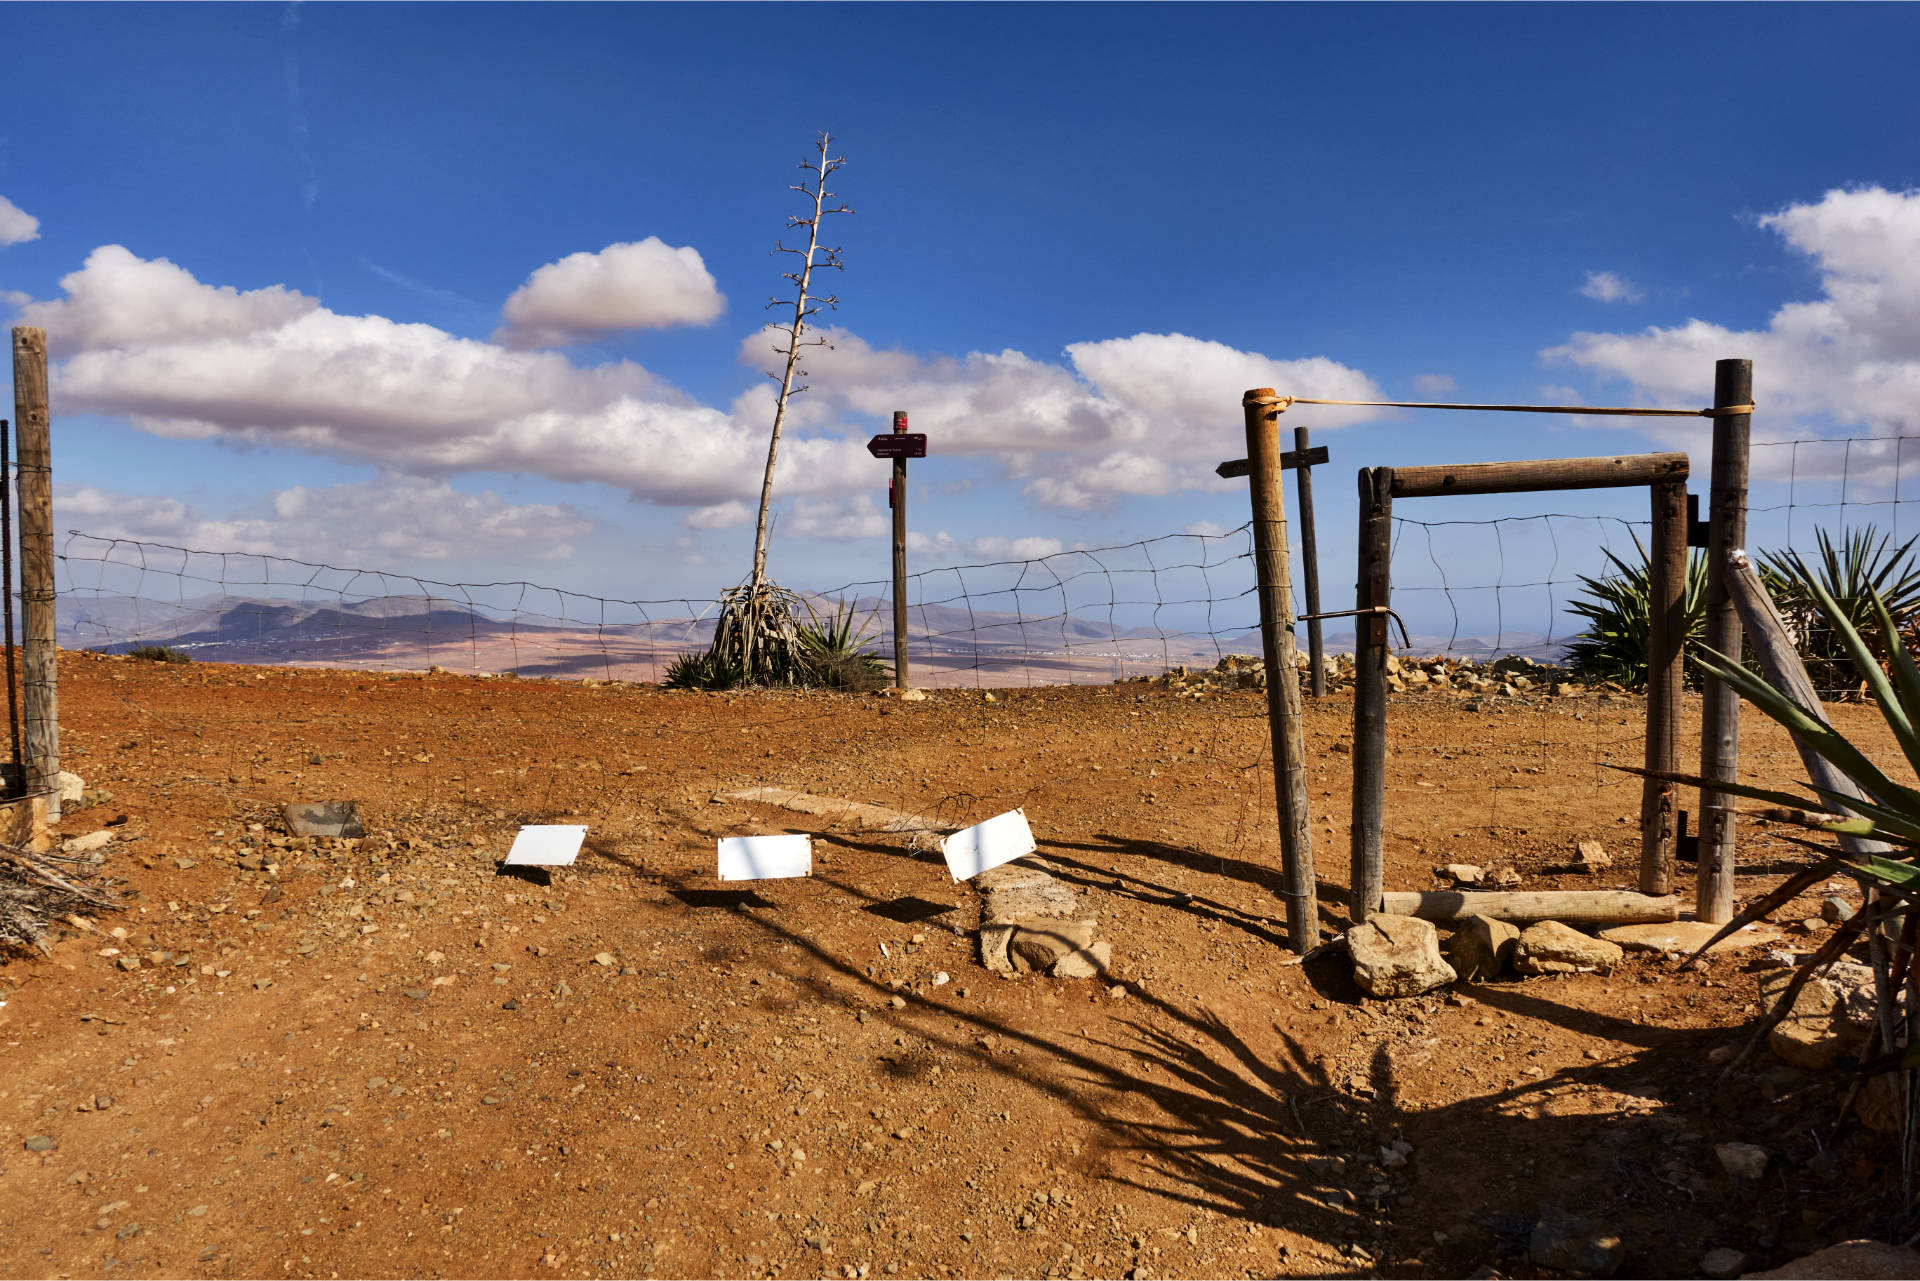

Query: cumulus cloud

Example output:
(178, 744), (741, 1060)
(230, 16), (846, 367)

(22, 246), (860, 508)
(495, 238), (725, 348)
(1413, 373), (1457, 395)
(0, 194), (39, 246)
(57, 475), (594, 565)
(906, 530), (1068, 563)
(1547, 187), (1920, 440)
(684, 501), (751, 530)
(747, 328), (1387, 510)
(1580, 271), (1645, 304)
(22, 245), (1391, 526)
(785, 494), (888, 541)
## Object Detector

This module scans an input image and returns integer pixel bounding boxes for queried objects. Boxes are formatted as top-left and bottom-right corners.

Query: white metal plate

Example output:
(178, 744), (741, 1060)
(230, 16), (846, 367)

(718, 833), (813, 881)
(502, 824), (589, 867)
(941, 808), (1037, 881)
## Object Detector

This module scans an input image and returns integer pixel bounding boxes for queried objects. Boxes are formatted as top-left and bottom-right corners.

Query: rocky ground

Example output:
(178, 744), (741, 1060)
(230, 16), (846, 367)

(0, 650), (1913, 1279)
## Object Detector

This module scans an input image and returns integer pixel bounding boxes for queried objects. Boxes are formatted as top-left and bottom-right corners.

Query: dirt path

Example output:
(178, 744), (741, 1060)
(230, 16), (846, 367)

(0, 654), (1902, 1279)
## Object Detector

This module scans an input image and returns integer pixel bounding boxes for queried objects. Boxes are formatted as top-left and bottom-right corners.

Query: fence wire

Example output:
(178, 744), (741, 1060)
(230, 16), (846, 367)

(54, 525), (1264, 690)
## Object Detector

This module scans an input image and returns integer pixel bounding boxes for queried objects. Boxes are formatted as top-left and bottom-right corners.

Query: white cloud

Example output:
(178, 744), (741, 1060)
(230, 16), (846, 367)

(56, 475), (594, 565)
(19, 245), (316, 354)
(1412, 373), (1457, 395)
(1547, 187), (1920, 440)
(905, 530), (1066, 562)
(22, 246), (860, 509)
(684, 500), (751, 530)
(494, 238), (725, 348)
(748, 328), (1388, 510)
(0, 194), (39, 246)
(785, 494), (887, 541)
(1182, 520), (1229, 538)
(1580, 271), (1645, 304)
(23, 246), (1392, 525)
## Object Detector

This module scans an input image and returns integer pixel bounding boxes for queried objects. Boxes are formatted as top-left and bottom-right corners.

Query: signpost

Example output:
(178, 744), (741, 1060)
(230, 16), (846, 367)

(1217, 435), (1330, 695)
(866, 411), (923, 689)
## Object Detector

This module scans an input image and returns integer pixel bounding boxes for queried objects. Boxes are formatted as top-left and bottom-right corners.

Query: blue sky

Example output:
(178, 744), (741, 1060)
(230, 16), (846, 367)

(3, 3), (1918, 640)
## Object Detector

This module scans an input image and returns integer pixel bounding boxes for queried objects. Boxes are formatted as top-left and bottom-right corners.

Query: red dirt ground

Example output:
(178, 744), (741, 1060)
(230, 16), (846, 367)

(0, 652), (1907, 1280)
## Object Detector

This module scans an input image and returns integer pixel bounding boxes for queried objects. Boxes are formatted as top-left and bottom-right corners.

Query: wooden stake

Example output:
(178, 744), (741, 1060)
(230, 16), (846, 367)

(1243, 389), (1315, 951)
(1379, 890), (1680, 926)
(1351, 466), (1393, 924)
(1293, 426), (1326, 698)
(890, 410), (909, 690)
(11, 328), (57, 821)
(1697, 358), (1752, 923)
(1641, 477), (1688, 894)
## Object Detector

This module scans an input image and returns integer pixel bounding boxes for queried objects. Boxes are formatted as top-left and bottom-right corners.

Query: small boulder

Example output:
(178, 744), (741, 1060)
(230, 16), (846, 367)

(61, 830), (116, 856)
(1715, 1141), (1768, 1181)
(1009, 920), (1096, 973)
(1440, 863), (1485, 886)
(1514, 921), (1623, 975)
(1529, 1206), (1624, 1276)
(1574, 839), (1612, 872)
(283, 800), (366, 840)
(1821, 895), (1856, 924)
(1051, 941), (1112, 979)
(1349, 914), (1456, 998)
(1757, 970), (1846, 1069)
(1743, 1240), (1920, 1280)
(1699, 1246), (1748, 1278)
(1447, 914), (1519, 982)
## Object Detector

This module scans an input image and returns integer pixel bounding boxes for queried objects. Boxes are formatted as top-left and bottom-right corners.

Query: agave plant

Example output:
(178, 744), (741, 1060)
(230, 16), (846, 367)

(1762, 525), (1920, 694)
(1562, 539), (1708, 687)
(796, 597), (891, 691)
(1668, 576), (1920, 1183)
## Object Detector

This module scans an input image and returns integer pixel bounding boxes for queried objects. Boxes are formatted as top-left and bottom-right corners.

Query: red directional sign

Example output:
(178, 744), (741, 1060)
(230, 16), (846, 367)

(866, 432), (927, 459)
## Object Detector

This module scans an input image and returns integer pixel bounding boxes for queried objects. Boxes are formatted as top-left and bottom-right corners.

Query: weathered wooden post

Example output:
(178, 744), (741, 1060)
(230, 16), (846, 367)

(11, 328), (58, 820)
(865, 411), (926, 691)
(1696, 358), (1752, 923)
(1294, 426), (1326, 697)
(1640, 478), (1688, 894)
(1351, 466), (1393, 925)
(1242, 389), (1315, 951)
(1, 417), (19, 798)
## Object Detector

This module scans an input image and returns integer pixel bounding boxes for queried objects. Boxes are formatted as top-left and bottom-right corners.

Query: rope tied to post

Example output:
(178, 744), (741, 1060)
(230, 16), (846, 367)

(1247, 393), (1754, 419)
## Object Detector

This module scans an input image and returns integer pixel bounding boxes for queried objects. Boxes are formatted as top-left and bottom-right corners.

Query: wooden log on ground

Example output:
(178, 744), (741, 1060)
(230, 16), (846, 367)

(1389, 452), (1689, 499)
(1378, 890), (1681, 926)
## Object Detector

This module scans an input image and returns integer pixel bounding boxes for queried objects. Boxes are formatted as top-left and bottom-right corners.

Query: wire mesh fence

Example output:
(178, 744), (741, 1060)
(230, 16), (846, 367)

(54, 525), (1267, 689)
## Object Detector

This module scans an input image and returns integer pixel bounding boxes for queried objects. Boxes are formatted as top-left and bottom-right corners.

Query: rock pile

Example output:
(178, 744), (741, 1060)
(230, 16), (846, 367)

(977, 863), (1112, 980)
(1355, 912), (1626, 994)
(1143, 652), (1607, 701)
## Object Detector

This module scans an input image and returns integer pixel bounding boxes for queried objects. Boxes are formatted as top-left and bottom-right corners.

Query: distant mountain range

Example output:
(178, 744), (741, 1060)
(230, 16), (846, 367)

(57, 590), (1570, 684)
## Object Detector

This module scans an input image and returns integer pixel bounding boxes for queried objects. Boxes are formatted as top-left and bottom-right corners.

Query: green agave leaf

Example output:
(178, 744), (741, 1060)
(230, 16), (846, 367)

(1871, 591), (1920, 781)
(1796, 573), (1917, 752)
(1695, 646), (1920, 813)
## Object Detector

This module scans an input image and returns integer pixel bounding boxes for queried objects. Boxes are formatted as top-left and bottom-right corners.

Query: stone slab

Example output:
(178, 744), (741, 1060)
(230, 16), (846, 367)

(1599, 920), (1782, 954)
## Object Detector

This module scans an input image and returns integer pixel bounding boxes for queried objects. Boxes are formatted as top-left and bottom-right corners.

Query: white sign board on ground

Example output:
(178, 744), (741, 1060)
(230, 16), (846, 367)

(503, 824), (589, 867)
(718, 834), (813, 881)
(942, 808), (1037, 881)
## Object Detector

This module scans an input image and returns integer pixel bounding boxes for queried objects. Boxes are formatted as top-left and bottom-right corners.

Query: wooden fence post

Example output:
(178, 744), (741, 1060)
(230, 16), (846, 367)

(1351, 466), (1393, 925)
(1242, 389), (1315, 951)
(11, 328), (58, 821)
(889, 410), (910, 690)
(1640, 478), (1687, 894)
(1293, 426), (1326, 698)
(1696, 358), (1752, 923)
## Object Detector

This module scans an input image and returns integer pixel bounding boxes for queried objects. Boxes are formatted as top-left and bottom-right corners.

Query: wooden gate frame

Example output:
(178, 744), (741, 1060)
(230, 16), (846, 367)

(1348, 452), (1691, 924)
